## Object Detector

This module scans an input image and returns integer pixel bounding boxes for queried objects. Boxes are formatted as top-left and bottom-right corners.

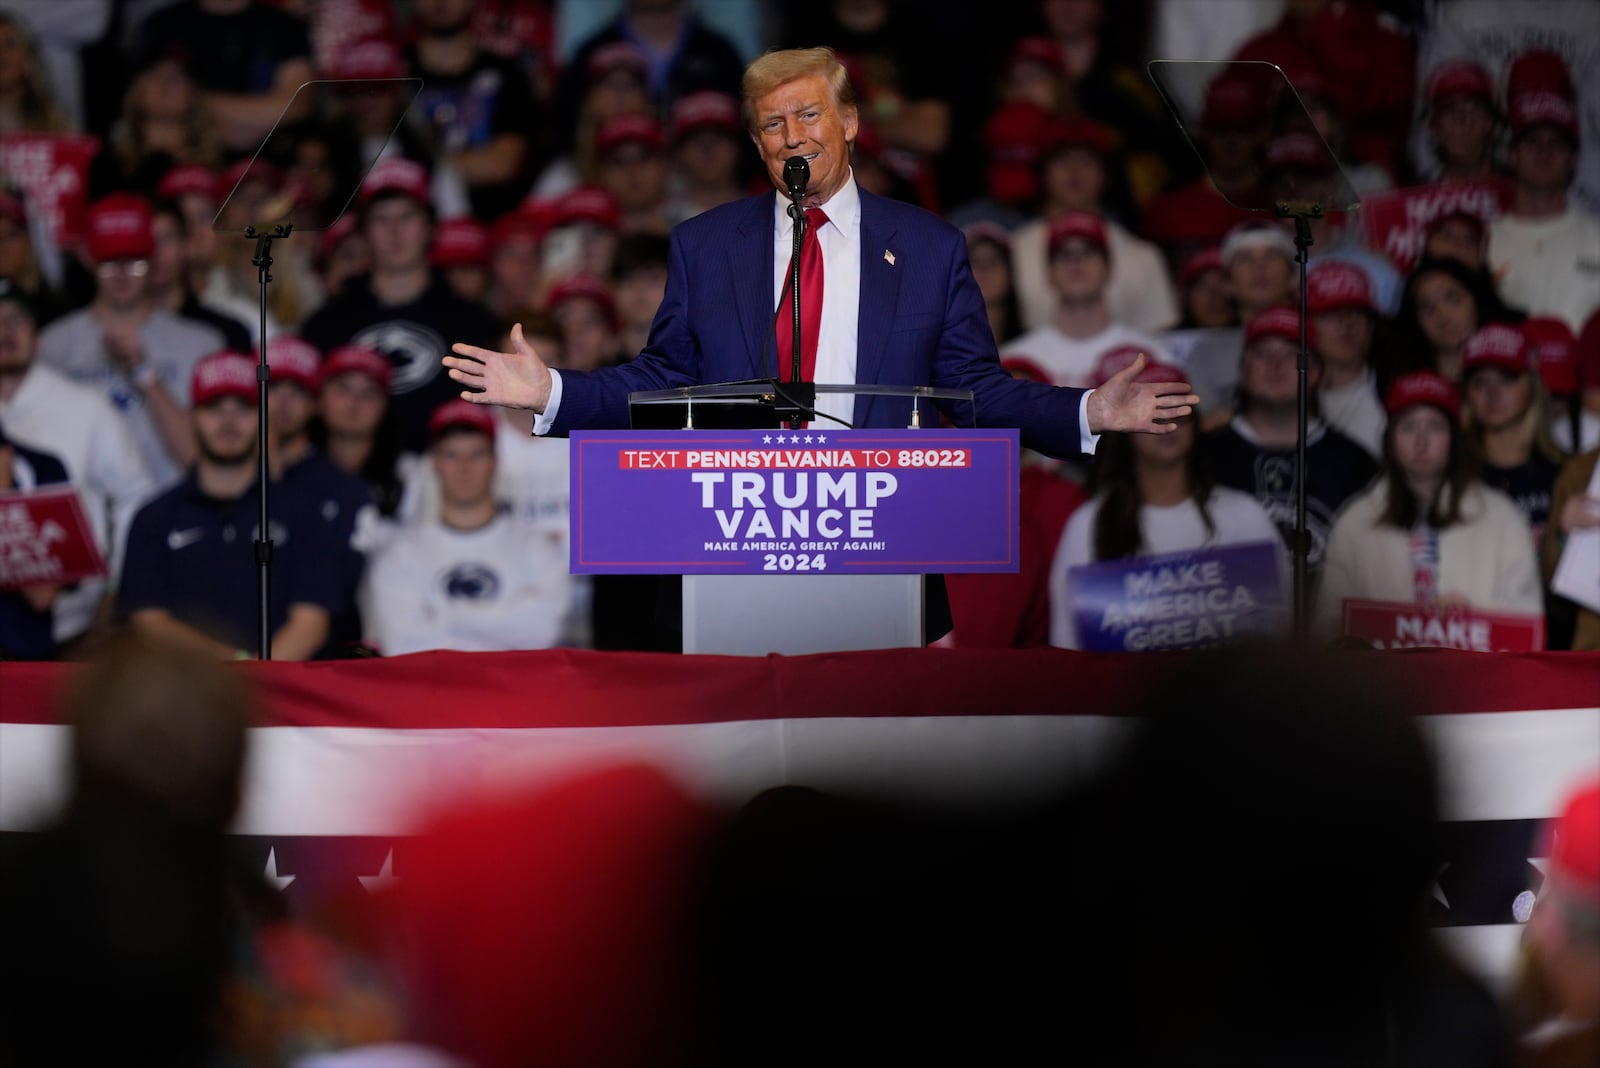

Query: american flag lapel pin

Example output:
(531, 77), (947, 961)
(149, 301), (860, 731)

(884, 249), (896, 266)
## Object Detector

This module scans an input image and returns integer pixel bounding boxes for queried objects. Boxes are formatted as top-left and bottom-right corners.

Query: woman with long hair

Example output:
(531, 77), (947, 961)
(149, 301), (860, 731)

(963, 222), (1025, 345)
(1459, 323), (1566, 546)
(1048, 355), (1280, 649)
(1390, 256), (1523, 382)
(90, 50), (219, 198)
(0, 14), (70, 133)
(1318, 371), (1542, 640)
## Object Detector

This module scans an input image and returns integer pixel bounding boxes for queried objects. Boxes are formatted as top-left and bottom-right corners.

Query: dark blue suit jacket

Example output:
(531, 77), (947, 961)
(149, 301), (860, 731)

(550, 186), (1089, 458)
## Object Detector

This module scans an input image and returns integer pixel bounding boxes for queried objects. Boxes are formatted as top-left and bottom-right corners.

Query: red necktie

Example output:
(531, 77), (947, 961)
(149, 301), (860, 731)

(777, 207), (828, 383)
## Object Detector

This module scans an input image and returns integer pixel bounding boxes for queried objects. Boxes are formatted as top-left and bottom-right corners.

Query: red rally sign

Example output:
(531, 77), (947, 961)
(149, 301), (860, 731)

(0, 489), (107, 590)
(1340, 599), (1545, 653)
(0, 132), (102, 252)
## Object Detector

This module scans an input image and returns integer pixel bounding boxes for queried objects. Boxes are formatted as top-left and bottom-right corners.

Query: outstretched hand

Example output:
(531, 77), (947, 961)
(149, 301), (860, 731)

(1084, 352), (1199, 436)
(443, 322), (554, 412)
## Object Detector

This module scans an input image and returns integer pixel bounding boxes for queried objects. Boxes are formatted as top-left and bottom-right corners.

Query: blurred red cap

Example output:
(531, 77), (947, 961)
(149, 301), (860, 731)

(1307, 261), (1374, 315)
(190, 350), (257, 405)
(85, 193), (155, 262)
(1008, 36), (1065, 75)
(1043, 116), (1114, 159)
(1203, 72), (1266, 129)
(586, 41), (648, 81)
(359, 157), (431, 206)
(1521, 317), (1578, 396)
(393, 764), (715, 1068)
(1426, 60), (1495, 109)
(1462, 322), (1530, 377)
(431, 217), (490, 268)
(1265, 130), (1336, 173)
(1093, 344), (1184, 388)
(156, 163), (219, 202)
(333, 36), (406, 80)
(670, 91), (741, 141)
(555, 186), (621, 231)
(1544, 776), (1600, 908)
(1244, 306), (1304, 349)
(596, 113), (666, 157)
(1177, 246), (1225, 289)
(427, 397), (496, 444)
(1047, 211), (1108, 258)
(983, 101), (1056, 205)
(264, 336), (321, 391)
(1385, 370), (1460, 419)
(319, 344), (391, 391)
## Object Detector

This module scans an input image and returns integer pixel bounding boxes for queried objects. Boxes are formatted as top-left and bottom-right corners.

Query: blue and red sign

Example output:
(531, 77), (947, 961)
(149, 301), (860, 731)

(1068, 540), (1287, 652)
(570, 428), (1020, 575)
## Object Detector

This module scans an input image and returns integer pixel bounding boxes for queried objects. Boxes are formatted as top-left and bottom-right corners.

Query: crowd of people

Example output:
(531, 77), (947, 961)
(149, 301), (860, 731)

(2, 0), (1599, 659)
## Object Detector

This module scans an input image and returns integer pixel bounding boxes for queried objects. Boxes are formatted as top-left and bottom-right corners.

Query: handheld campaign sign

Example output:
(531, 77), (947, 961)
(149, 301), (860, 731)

(570, 428), (1020, 575)
(0, 488), (107, 589)
(1340, 600), (1545, 653)
(1068, 540), (1287, 652)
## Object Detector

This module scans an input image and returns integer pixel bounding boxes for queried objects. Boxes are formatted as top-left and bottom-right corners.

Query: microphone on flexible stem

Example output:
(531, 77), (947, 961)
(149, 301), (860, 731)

(778, 155), (814, 427)
(783, 155), (810, 201)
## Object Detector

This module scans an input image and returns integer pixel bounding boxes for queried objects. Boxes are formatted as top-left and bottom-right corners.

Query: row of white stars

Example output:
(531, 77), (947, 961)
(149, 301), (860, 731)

(263, 846), (397, 894)
(761, 434), (827, 444)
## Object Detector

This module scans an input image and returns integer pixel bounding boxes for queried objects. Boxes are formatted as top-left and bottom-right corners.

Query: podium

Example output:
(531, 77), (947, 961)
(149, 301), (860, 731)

(568, 381), (1016, 656)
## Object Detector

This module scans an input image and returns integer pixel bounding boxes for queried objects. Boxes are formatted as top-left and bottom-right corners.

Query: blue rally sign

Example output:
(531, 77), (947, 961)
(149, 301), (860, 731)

(1068, 541), (1288, 651)
(570, 428), (1020, 575)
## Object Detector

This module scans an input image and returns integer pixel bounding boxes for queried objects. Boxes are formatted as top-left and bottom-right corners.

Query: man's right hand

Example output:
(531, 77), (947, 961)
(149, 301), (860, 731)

(444, 323), (554, 412)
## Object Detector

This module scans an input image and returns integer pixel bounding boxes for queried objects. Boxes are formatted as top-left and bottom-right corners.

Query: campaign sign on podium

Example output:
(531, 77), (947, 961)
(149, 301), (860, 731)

(570, 428), (1020, 575)
(0, 488), (107, 589)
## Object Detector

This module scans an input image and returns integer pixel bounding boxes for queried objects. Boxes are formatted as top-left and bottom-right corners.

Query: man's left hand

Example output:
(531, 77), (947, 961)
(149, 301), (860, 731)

(1084, 353), (1199, 435)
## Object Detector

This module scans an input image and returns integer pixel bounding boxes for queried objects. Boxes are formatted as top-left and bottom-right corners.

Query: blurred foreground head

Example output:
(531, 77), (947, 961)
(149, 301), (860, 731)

(66, 631), (253, 833)
(0, 635), (255, 1066)
(389, 764), (719, 1068)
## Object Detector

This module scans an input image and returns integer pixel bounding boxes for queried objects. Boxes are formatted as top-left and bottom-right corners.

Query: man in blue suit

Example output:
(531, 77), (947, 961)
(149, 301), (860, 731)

(446, 48), (1195, 459)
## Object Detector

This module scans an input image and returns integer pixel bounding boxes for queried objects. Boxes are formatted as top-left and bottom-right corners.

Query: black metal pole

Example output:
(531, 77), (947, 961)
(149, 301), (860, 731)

(786, 199), (805, 428)
(247, 223), (291, 660)
(1289, 212), (1315, 643)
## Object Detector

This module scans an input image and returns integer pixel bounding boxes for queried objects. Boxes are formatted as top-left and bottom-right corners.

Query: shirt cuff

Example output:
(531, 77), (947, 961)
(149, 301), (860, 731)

(532, 369), (564, 436)
(1078, 389), (1100, 456)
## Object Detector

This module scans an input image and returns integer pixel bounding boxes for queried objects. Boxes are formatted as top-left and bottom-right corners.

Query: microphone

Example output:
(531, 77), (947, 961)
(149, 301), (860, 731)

(783, 156), (809, 200)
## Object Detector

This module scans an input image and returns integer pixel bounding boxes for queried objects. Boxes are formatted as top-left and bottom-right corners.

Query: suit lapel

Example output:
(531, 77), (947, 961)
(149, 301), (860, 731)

(733, 192), (778, 380)
(855, 189), (900, 392)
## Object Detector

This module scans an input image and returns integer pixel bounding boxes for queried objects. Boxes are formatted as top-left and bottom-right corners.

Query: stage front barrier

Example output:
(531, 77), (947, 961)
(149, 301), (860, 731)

(2, 648), (1597, 991)
(574, 381), (1004, 654)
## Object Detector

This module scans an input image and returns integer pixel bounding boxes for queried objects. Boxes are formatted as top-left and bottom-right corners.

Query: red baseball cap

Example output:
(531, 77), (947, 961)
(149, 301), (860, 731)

(1307, 261), (1374, 315)
(1461, 322), (1530, 377)
(1092, 344), (1184, 388)
(546, 273), (618, 327)
(670, 91), (741, 141)
(431, 217), (491, 268)
(428, 397), (496, 444)
(85, 194), (155, 262)
(1509, 89), (1579, 143)
(216, 157), (282, 203)
(358, 157), (431, 206)
(1244, 306), (1304, 349)
(156, 163), (219, 202)
(1203, 72), (1266, 129)
(1543, 776), (1600, 908)
(1522, 317), (1578, 396)
(1425, 60), (1495, 109)
(555, 187), (621, 231)
(1008, 36), (1065, 75)
(1507, 49), (1575, 100)
(983, 101), (1056, 205)
(1265, 130), (1336, 174)
(1047, 211), (1108, 258)
(1177, 247), (1225, 289)
(190, 350), (257, 406)
(1385, 370), (1460, 419)
(264, 336), (321, 391)
(1043, 116), (1114, 159)
(1001, 355), (1051, 384)
(596, 114), (665, 157)
(586, 41), (648, 81)
(333, 36), (406, 80)
(962, 220), (1012, 252)
(316, 214), (361, 268)
(319, 344), (391, 391)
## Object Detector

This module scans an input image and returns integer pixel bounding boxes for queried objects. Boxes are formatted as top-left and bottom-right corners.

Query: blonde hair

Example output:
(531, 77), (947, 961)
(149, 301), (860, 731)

(1461, 367), (1567, 466)
(742, 48), (857, 132)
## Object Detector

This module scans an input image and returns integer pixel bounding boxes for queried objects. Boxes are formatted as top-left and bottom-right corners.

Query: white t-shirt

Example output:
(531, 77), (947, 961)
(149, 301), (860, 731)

(1319, 370), (1387, 460)
(1013, 216), (1181, 334)
(1489, 206), (1600, 333)
(1001, 321), (1170, 389)
(0, 364), (160, 640)
(1048, 486), (1284, 648)
(362, 511), (574, 656)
